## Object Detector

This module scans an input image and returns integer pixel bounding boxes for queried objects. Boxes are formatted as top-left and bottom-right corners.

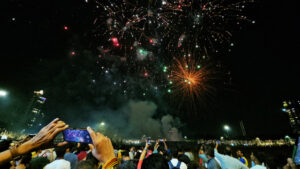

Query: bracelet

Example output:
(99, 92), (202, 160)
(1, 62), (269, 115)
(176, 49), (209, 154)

(103, 157), (119, 169)
(9, 145), (19, 158)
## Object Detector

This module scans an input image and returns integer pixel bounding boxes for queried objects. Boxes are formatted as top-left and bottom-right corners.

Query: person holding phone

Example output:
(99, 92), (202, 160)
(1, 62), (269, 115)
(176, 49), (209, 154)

(0, 118), (68, 166)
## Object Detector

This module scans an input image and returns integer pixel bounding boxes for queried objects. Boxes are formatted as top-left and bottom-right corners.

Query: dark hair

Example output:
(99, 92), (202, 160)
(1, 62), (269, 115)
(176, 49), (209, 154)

(178, 154), (190, 165)
(86, 152), (99, 166)
(223, 146), (232, 156)
(79, 143), (90, 152)
(141, 154), (169, 169)
(0, 140), (12, 152)
(55, 145), (68, 158)
(119, 160), (137, 169)
(170, 147), (179, 158)
(204, 145), (214, 158)
(253, 151), (266, 164)
(75, 160), (96, 169)
(121, 150), (130, 157)
(29, 157), (50, 169)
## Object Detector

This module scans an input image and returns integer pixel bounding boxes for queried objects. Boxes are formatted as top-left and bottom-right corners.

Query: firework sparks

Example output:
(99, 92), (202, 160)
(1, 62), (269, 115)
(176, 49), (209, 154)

(168, 56), (213, 103)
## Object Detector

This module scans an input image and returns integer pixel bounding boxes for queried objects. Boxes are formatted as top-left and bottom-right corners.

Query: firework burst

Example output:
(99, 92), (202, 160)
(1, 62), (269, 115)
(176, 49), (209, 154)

(167, 55), (216, 109)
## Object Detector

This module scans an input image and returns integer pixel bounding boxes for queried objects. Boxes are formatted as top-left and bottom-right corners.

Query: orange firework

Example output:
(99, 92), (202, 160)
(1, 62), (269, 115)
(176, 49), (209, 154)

(169, 56), (212, 102)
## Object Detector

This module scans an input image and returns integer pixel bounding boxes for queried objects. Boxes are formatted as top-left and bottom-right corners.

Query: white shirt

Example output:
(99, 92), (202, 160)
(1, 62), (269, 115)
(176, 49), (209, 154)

(169, 158), (187, 169)
(214, 149), (249, 169)
(250, 165), (266, 169)
(44, 159), (70, 169)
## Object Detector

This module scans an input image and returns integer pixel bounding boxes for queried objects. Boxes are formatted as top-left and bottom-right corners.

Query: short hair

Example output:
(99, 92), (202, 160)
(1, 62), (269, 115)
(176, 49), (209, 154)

(203, 146), (214, 158)
(55, 145), (68, 158)
(170, 147), (179, 158)
(178, 154), (190, 165)
(141, 154), (169, 169)
(119, 160), (137, 169)
(75, 160), (95, 169)
(223, 146), (232, 156)
(253, 151), (265, 164)
(29, 157), (50, 169)
(121, 150), (130, 157)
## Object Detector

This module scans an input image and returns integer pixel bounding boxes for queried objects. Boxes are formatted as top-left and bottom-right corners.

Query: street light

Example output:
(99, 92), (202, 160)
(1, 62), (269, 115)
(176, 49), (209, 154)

(224, 125), (230, 138)
(224, 125), (230, 131)
(0, 90), (8, 97)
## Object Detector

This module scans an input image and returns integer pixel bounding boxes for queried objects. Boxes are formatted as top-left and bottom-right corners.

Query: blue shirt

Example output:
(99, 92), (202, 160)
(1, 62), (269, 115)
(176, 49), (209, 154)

(214, 149), (249, 169)
(207, 158), (221, 169)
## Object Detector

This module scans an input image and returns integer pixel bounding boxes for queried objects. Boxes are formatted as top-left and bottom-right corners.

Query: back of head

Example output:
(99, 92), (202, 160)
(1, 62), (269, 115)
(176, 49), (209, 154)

(141, 154), (169, 169)
(75, 160), (96, 169)
(203, 145), (214, 158)
(55, 145), (68, 158)
(64, 153), (78, 169)
(178, 154), (190, 165)
(29, 157), (50, 169)
(223, 146), (232, 156)
(119, 160), (137, 169)
(170, 147), (179, 158)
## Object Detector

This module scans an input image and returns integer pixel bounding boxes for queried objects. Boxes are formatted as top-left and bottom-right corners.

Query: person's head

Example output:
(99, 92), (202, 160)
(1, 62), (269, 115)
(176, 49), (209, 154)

(79, 143), (90, 152)
(29, 157), (50, 169)
(119, 160), (137, 169)
(141, 154), (169, 169)
(223, 146), (232, 156)
(64, 153), (78, 169)
(55, 145), (68, 158)
(251, 151), (265, 165)
(178, 154), (190, 165)
(86, 152), (99, 166)
(130, 146), (136, 152)
(236, 150), (244, 157)
(121, 150), (130, 161)
(170, 147), (179, 158)
(75, 160), (97, 169)
(203, 145), (214, 159)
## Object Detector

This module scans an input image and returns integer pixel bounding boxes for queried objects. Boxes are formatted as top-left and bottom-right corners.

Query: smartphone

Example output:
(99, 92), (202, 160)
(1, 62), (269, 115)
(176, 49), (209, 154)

(217, 140), (220, 144)
(160, 139), (164, 142)
(147, 138), (151, 145)
(63, 128), (93, 144)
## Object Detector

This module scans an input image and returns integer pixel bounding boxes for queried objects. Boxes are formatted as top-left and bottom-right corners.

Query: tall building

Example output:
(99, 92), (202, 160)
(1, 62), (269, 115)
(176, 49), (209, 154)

(25, 90), (46, 132)
(282, 100), (300, 134)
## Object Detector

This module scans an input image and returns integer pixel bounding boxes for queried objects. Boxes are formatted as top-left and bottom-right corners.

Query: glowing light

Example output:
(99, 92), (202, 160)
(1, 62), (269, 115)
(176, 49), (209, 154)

(34, 90), (44, 96)
(144, 72), (149, 77)
(163, 66), (168, 72)
(64, 26), (68, 30)
(167, 89), (171, 93)
(149, 39), (153, 43)
(71, 51), (76, 55)
(111, 37), (118, 43)
(100, 122), (105, 126)
(224, 125), (230, 131)
(0, 90), (8, 97)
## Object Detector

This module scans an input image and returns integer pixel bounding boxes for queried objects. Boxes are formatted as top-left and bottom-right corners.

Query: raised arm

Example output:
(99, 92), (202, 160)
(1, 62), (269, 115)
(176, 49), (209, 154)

(0, 118), (68, 165)
(137, 142), (150, 169)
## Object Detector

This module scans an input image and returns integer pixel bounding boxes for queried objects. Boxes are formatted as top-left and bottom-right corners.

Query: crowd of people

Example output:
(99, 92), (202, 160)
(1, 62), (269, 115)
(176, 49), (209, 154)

(0, 118), (299, 169)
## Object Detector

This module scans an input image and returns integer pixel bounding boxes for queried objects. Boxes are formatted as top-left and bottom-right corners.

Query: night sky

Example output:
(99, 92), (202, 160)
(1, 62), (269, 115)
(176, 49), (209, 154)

(0, 0), (299, 139)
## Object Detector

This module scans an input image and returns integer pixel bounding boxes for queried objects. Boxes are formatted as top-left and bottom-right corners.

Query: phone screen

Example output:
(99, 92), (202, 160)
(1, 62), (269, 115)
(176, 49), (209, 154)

(147, 138), (151, 145)
(160, 139), (164, 142)
(63, 128), (93, 144)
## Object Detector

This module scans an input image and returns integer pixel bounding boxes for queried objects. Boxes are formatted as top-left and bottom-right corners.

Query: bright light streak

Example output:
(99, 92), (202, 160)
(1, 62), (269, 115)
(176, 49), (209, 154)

(0, 90), (7, 97)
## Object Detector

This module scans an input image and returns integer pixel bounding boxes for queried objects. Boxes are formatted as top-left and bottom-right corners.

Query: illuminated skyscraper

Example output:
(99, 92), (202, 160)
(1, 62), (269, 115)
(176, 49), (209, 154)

(282, 100), (300, 134)
(25, 90), (46, 132)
